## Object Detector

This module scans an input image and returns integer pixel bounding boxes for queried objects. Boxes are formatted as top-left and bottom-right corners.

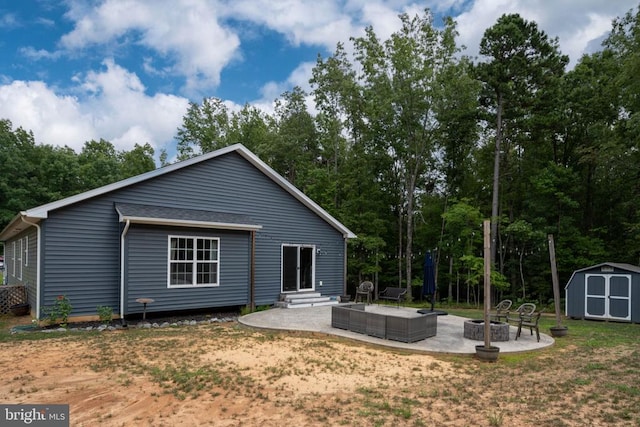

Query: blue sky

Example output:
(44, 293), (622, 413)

(0, 0), (637, 161)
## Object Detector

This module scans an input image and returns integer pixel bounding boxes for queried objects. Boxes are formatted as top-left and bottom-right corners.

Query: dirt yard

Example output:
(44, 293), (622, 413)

(1, 316), (638, 426)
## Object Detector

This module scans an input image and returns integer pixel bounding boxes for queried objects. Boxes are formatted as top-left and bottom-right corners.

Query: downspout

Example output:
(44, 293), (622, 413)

(120, 220), (131, 325)
(250, 230), (256, 311)
(343, 237), (348, 295)
(20, 216), (41, 319)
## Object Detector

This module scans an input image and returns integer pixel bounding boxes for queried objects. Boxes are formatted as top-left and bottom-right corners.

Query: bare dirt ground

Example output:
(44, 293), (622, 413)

(1, 316), (638, 427)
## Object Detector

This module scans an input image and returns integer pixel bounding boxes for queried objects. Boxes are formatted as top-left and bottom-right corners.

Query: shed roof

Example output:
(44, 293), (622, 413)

(115, 203), (262, 232)
(0, 144), (356, 240)
(564, 262), (640, 290)
(573, 262), (640, 274)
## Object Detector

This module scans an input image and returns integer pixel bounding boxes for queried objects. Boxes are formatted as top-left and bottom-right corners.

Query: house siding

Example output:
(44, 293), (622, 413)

(4, 229), (38, 311)
(124, 224), (250, 314)
(38, 151), (346, 317)
(42, 200), (121, 316)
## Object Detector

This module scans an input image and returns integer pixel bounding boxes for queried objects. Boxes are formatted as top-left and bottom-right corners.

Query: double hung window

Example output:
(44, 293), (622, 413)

(168, 236), (219, 287)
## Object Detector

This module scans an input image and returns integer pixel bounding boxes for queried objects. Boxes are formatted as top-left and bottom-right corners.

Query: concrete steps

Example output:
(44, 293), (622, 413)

(275, 292), (340, 308)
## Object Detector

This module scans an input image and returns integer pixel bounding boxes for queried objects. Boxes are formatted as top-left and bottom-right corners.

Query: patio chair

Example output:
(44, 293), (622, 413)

(489, 299), (512, 323)
(354, 281), (374, 304)
(516, 311), (542, 342)
(507, 303), (536, 323)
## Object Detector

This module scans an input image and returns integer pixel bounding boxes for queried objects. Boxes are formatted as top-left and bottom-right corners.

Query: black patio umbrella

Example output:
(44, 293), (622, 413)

(423, 251), (436, 311)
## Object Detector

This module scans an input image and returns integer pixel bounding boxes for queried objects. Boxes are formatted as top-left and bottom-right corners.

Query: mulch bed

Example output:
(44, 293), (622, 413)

(9, 308), (241, 333)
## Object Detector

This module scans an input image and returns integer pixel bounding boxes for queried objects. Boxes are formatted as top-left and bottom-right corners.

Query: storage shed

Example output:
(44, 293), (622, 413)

(565, 262), (640, 323)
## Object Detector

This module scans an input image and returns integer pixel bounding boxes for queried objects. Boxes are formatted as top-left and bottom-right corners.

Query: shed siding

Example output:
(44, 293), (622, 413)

(632, 274), (640, 323)
(124, 225), (250, 314)
(40, 151), (346, 316)
(566, 272), (585, 318)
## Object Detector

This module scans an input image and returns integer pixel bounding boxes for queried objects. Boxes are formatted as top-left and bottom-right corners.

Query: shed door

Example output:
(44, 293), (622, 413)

(585, 274), (631, 321)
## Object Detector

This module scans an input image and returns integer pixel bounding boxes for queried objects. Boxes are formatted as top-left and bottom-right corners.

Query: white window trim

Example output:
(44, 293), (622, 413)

(16, 238), (22, 280)
(167, 235), (220, 288)
(23, 236), (28, 267)
(11, 241), (15, 277)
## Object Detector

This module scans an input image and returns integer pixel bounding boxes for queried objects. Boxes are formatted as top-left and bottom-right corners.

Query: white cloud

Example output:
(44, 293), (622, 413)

(223, 0), (350, 49)
(0, 11), (19, 28)
(3, 0), (638, 163)
(61, 0), (241, 97)
(454, 0), (638, 66)
(0, 80), (96, 148)
(77, 59), (190, 152)
(0, 60), (188, 154)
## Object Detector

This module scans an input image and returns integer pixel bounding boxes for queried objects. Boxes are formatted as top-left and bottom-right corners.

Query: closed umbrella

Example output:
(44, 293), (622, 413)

(423, 251), (436, 311)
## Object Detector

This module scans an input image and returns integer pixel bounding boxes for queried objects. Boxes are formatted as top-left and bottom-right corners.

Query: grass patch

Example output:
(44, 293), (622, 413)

(1, 306), (640, 426)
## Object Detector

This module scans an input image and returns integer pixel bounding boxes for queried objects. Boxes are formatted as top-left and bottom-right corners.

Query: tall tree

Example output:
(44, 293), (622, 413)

(227, 104), (276, 158)
(435, 58), (481, 198)
(351, 11), (460, 296)
(78, 139), (121, 189)
(602, 6), (640, 263)
(311, 43), (389, 288)
(175, 97), (230, 159)
(119, 143), (156, 179)
(476, 14), (568, 267)
(268, 87), (319, 189)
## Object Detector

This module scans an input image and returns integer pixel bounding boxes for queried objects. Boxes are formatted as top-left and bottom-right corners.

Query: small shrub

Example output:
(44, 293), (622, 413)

(41, 295), (72, 327)
(97, 305), (113, 324)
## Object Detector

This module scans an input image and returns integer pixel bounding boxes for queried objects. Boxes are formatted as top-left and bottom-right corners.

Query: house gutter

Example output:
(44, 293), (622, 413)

(120, 219), (131, 325)
(20, 216), (41, 319)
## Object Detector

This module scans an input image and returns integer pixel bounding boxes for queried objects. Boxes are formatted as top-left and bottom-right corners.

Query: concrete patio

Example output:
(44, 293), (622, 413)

(238, 304), (555, 354)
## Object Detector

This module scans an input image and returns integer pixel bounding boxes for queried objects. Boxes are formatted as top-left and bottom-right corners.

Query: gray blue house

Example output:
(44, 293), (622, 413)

(0, 144), (355, 321)
(565, 262), (640, 323)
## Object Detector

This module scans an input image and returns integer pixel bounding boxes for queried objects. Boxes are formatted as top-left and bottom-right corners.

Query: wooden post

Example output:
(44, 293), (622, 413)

(548, 234), (562, 327)
(483, 220), (491, 348)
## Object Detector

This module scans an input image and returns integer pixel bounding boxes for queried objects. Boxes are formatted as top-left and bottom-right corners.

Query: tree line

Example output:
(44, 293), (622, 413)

(2, 8), (639, 306)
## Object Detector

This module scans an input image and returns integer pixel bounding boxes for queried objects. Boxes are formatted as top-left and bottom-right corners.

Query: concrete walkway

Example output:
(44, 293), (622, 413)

(238, 304), (554, 354)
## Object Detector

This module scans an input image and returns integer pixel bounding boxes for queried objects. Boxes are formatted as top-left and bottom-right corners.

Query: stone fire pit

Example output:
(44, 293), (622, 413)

(463, 319), (510, 342)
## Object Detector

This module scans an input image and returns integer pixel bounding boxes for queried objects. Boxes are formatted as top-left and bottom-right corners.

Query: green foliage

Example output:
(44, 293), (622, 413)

(3, 8), (640, 307)
(118, 143), (156, 179)
(0, 120), (163, 231)
(176, 97), (231, 159)
(96, 305), (113, 324)
(42, 295), (72, 327)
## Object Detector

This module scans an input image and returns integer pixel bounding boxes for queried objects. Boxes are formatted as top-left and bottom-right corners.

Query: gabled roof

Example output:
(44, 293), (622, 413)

(564, 262), (640, 289)
(573, 262), (640, 274)
(0, 144), (356, 240)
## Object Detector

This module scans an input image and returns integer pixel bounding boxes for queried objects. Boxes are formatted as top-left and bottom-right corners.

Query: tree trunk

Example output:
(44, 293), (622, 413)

(448, 256), (453, 303)
(405, 172), (418, 301)
(490, 92), (504, 266)
(519, 249), (526, 299)
(398, 211), (403, 288)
